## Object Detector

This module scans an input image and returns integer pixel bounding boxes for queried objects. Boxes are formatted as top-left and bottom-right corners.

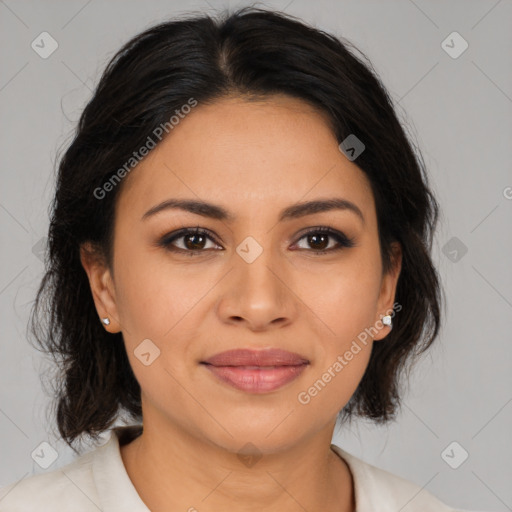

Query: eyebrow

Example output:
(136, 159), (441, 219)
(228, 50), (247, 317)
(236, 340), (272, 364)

(141, 197), (365, 224)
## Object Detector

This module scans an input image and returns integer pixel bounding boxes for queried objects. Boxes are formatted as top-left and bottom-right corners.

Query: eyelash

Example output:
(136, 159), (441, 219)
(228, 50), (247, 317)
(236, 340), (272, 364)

(158, 226), (355, 256)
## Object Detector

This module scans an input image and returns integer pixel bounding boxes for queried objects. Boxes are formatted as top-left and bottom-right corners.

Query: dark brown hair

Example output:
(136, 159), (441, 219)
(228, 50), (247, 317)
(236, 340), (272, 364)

(29, 5), (443, 453)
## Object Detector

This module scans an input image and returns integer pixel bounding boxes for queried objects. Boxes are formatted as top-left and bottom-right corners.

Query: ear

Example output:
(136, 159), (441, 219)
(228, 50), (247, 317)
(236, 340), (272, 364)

(373, 241), (402, 341)
(80, 242), (121, 332)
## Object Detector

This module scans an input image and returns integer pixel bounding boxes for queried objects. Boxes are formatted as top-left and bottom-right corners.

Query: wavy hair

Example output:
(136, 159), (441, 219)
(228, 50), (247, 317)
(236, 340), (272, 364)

(29, 5), (443, 453)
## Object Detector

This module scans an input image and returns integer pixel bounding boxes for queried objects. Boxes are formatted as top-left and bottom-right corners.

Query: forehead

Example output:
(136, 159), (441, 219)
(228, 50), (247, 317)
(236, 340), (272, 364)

(116, 95), (375, 224)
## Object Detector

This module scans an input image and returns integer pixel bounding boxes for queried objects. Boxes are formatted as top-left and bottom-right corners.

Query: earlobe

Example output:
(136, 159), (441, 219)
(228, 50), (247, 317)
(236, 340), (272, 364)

(79, 242), (120, 332)
(374, 242), (402, 340)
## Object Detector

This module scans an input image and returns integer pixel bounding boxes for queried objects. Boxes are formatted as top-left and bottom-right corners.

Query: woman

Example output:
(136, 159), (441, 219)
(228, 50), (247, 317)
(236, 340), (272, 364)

(0, 6), (470, 511)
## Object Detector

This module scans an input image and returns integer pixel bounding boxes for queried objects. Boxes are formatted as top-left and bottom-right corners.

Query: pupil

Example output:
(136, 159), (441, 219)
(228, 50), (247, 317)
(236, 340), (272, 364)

(309, 234), (328, 250)
(186, 234), (205, 250)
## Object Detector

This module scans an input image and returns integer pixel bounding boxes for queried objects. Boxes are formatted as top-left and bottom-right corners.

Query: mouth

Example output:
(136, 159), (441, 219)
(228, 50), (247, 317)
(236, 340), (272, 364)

(200, 348), (310, 393)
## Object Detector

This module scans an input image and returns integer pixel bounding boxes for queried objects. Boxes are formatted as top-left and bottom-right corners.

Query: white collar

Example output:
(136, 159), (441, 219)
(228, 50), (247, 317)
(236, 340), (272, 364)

(91, 425), (455, 512)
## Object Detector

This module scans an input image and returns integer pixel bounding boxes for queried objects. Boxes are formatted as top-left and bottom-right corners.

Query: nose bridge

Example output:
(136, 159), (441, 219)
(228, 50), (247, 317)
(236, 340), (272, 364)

(216, 232), (295, 329)
(235, 233), (285, 300)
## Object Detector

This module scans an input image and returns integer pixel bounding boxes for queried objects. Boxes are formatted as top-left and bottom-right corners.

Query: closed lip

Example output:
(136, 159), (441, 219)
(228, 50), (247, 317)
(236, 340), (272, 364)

(201, 348), (310, 367)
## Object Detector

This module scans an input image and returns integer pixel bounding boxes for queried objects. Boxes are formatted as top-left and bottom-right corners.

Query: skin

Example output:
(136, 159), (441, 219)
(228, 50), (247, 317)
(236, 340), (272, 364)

(80, 94), (402, 512)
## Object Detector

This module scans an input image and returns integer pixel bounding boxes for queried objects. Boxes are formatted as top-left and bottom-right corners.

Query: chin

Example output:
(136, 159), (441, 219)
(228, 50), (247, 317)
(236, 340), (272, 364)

(191, 407), (320, 457)
(208, 429), (305, 458)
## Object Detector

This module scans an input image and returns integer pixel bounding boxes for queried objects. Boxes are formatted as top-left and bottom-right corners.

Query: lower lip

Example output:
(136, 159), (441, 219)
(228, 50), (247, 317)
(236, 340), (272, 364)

(203, 364), (308, 393)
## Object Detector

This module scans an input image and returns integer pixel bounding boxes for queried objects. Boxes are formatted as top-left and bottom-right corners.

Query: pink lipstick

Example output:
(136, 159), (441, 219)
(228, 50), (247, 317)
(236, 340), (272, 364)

(201, 348), (309, 393)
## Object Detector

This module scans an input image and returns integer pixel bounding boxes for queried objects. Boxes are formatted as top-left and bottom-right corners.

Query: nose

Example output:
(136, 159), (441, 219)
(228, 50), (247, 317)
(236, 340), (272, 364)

(215, 249), (297, 332)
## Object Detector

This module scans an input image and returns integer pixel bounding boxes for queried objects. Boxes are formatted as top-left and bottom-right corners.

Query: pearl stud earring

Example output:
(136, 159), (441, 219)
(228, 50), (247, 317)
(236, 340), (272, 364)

(101, 317), (110, 326)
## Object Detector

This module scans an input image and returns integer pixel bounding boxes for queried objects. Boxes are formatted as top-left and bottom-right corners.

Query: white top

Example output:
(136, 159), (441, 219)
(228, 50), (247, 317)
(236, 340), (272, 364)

(0, 425), (467, 511)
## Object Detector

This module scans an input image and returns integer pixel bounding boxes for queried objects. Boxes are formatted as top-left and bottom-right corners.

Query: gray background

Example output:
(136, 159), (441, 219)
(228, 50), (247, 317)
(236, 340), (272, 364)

(0, 0), (511, 510)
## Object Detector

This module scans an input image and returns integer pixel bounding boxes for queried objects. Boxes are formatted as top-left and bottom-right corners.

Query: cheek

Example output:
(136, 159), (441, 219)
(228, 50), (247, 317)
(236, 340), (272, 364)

(299, 251), (383, 345)
(112, 240), (211, 341)
(293, 250), (381, 408)
(294, 336), (373, 432)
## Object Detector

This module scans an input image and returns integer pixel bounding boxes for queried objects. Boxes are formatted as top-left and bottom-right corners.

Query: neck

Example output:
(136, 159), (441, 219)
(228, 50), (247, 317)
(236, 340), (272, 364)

(119, 419), (355, 512)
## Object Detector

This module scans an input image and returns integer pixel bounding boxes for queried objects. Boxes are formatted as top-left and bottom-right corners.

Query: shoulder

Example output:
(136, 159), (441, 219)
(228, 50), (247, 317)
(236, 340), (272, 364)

(331, 444), (467, 512)
(0, 425), (145, 512)
(0, 448), (100, 512)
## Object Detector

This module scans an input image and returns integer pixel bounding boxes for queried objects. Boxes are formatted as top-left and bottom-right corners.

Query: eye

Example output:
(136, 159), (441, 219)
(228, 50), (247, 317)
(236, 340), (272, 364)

(158, 226), (355, 257)
(158, 227), (222, 256)
(292, 226), (355, 255)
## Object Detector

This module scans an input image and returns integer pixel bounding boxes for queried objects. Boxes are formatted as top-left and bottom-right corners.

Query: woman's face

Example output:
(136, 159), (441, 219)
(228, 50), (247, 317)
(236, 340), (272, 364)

(82, 95), (401, 453)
